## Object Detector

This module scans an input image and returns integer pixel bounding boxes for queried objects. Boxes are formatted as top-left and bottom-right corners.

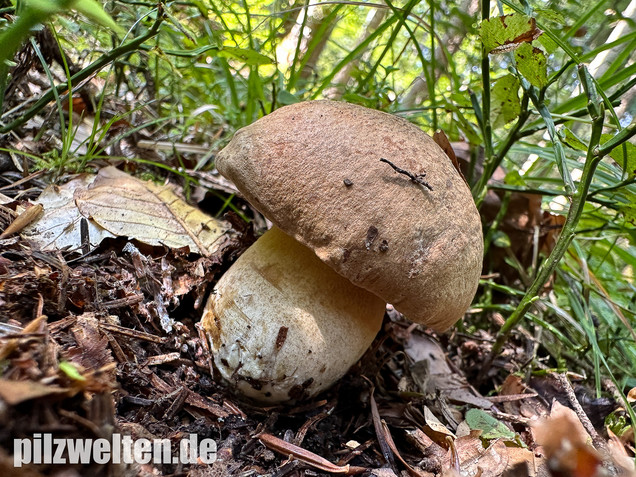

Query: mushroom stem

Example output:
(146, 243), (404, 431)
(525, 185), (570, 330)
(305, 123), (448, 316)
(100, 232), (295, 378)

(202, 226), (386, 403)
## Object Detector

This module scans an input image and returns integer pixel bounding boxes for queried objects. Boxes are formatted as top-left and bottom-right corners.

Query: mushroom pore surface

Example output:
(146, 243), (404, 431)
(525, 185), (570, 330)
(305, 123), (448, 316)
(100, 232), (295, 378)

(202, 226), (386, 403)
(216, 100), (483, 331)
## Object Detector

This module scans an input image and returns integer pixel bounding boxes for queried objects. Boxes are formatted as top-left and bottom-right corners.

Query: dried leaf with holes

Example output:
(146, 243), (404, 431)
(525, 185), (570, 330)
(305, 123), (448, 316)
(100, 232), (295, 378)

(23, 167), (234, 255)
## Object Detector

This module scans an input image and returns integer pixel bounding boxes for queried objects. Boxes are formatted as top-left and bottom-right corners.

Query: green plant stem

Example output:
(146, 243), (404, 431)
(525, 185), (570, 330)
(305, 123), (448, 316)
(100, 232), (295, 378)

(429, 0), (437, 130)
(0, 9), (164, 134)
(597, 122), (636, 157)
(588, 176), (636, 197)
(523, 81), (574, 194)
(477, 0), (493, 206)
(473, 93), (530, 205)
(486, 65), (607, 366)
(488, 148), (603, 360)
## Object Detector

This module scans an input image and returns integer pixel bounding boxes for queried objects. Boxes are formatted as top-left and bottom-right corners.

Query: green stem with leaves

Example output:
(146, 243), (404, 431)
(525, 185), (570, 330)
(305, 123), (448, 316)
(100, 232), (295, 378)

(473, 93), (530, 204)
(477, 0), (493, 205)
(487, 65), (619, 361)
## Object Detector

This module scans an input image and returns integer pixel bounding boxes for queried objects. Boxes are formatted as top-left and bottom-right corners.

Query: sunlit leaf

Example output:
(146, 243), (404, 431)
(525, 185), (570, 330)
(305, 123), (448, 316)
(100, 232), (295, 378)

(71, 0), (124, 35)
(515, 43), (548, 88)
(480, 14), (542, 54)
(602, 133), (636, 177)
(535, 8), (566, 24)
(219, 47), (273, 65)
(504, 170), (525, 186)
(538, 34), (559, 54)
(491, 74), (521, 126)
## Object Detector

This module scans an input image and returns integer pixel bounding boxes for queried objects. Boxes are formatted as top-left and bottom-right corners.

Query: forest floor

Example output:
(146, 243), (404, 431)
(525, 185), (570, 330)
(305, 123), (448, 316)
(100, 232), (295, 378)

(0, 37), (635, 476)
(1, 144), (634, 477)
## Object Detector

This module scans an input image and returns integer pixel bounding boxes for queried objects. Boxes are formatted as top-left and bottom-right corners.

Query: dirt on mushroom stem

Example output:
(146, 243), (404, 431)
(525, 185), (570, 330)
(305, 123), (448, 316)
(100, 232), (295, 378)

(202, 226), (386, 403)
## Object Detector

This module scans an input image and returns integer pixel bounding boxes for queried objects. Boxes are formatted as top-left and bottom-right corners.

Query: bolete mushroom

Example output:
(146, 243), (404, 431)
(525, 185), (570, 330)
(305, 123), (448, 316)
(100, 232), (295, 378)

(202, 100), (483, 403)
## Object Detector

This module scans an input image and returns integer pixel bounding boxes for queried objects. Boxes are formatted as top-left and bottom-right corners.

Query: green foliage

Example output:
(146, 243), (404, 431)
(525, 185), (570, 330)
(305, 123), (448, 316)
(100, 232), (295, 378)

(65, 0), (122, 33)
(0, 0), (120, 115)
(465, 409), (523, 445)
(491, 74), (520, 126)
(514, 43), (547, 88)
(603, 133), (636, 177)
(479, 13), (539, 54)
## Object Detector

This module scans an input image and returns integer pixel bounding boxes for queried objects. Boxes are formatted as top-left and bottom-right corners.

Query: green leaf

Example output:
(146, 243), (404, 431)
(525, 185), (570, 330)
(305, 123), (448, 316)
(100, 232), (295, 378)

(218, 47), (273, 66)
(602, 133), (636, 178)
(491, 74), (521, 127)
(479, 14), (541, 54)
(515, 43), (548, 88)
(276, 90), (300, 105)
(59, 361), (86, 381)
(535, 8), (565, 24)
(504, 170), (525, 186)
(492, 230), (512, 248)
(465, 409), (517, 441)
(72, 0), (124, 35)
(538, 34), (558, 55)
(560, 127), (587, 152)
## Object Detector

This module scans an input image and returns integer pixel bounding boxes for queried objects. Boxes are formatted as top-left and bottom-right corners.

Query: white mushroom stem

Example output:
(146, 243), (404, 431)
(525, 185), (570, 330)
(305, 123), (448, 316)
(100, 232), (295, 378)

(202, 226), (386, 403)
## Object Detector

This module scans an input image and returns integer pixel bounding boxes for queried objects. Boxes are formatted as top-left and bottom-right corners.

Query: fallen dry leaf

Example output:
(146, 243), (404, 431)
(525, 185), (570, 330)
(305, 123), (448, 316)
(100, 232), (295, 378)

(422, 406), (456, 444)
(442, 435), (509, 477)
(21, 174), (113, 251)
(0, 203), (42, 239)
(505, 446), (548, 477)
(257, 433), (367, 475)
(607, 429), (636, 475)
(532, 401), (603, 477)
(0, 380), (71, 405)
(23, 167), (234, 256)
(405, 333), (493, 409)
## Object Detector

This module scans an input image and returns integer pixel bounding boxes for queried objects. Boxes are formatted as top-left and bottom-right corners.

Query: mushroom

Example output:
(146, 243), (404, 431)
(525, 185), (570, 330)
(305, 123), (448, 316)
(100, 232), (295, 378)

(202, 100), (483, 403)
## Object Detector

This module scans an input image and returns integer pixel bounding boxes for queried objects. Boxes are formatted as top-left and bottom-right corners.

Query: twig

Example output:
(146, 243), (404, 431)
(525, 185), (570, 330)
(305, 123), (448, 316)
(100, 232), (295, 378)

(380, 158), (433, 190)
(257, 433), (366, 475)
(554, 373), (607, 452)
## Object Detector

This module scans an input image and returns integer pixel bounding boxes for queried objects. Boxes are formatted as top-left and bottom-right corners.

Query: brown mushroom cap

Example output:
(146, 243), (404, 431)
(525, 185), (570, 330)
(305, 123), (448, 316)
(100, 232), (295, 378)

(216, 100), (482, 331)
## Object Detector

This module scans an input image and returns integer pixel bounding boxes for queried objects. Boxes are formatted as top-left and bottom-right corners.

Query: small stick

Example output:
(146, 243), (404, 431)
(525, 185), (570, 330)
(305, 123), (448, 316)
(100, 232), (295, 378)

(554, 373), (607, 453)
(380, 158), (433, 191)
